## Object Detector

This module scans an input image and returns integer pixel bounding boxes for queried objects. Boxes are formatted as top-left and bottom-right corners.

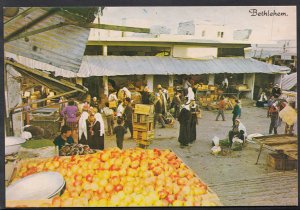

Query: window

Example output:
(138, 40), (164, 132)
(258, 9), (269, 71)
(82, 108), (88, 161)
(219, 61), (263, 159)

(217, 31), (221, 37)
(221, 32), (224, 38)
(217, 31), (224, 38)
(202, 30), (205, 37)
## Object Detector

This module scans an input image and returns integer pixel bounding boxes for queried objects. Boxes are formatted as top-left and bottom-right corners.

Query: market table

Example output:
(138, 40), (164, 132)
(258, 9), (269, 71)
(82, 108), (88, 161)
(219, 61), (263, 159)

(253, 134), (298, 170)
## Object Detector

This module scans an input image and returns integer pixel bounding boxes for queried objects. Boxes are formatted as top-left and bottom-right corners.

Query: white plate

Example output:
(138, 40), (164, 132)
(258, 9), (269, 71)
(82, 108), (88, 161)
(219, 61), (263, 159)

(6, 172), (65, 200)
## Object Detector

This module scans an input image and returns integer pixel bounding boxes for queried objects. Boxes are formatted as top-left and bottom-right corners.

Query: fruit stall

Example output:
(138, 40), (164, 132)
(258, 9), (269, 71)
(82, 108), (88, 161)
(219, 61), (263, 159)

(6, 148), (222, 207)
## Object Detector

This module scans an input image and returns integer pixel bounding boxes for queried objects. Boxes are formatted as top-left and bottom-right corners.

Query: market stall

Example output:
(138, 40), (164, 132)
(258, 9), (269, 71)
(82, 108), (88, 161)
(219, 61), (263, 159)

(6, 148), (222, 207)
(254, 135), (298, 171)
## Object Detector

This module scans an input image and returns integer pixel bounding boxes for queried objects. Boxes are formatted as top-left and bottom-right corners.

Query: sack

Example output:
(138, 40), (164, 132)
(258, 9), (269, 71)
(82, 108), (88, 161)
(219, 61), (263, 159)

(232, 137), (243, 144)
(279, 105), (297, 126)
(231, 141), (243, 151)
(212, 136), (220, 146)
(211, 146), (221, 155)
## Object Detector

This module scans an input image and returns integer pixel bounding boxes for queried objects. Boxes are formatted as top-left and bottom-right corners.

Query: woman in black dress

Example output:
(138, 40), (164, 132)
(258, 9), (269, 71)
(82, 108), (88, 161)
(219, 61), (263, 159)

(87, 112), (103, 150)
(178, 103), (192, 148)
(189, 99), (199, 144)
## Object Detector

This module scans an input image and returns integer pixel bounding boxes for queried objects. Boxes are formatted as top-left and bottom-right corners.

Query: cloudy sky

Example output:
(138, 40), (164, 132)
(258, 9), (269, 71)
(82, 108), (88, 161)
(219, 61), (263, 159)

(100, 6), (296, 43)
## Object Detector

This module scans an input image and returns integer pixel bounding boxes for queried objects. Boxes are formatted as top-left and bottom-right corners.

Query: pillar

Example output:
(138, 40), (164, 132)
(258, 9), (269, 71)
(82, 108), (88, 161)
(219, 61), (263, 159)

(146, 75), (154, 92)
(168, 75), (174, 87)
(102, 45), (108, 96)
(244, 73), (256, 100)
(103, 76), (109, 97)
(208, 74), (215, 85)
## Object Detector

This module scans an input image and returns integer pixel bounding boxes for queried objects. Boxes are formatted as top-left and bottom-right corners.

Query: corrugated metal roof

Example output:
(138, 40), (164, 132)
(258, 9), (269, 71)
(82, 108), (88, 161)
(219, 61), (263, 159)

(6, 53), (290, 78)
(4, 7), (97, 73)
(69, 56), (290, 77)
(281, 73), (297, 90)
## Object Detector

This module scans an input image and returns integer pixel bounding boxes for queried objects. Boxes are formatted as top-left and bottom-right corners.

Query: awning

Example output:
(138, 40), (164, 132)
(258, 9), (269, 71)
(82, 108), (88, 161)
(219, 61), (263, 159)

(4, 7), (99, 73)
(61, 56), (290, 77)
(4, 58), (87, 95)
(281, 73), (297, 90)
(5, 54), (290, 78)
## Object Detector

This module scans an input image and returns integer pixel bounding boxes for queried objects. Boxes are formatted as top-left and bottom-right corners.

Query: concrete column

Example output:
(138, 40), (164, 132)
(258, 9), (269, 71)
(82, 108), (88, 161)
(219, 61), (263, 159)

(103, 76), (109, 97)
(244, 73), (256, 100)
(102, 45), (108, 56)
(208, 74), (215, 85)
(168, 75), (174, 87)
(146, 75), (154, 92)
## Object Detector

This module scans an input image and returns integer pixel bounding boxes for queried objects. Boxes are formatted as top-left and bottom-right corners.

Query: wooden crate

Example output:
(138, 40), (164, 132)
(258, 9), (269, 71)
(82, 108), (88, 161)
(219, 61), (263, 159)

(133, 113), (154, 123)
(267, 153), (297, 170)
(133, 130), (154, 140)
(109, 101), (117, 108)
(133, 122), (154, 131)
(134, 104), (154, 115)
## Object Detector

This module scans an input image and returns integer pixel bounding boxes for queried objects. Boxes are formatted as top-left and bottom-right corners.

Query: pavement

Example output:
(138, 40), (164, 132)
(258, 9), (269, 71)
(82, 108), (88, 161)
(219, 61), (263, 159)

(16, 99), (298, 206)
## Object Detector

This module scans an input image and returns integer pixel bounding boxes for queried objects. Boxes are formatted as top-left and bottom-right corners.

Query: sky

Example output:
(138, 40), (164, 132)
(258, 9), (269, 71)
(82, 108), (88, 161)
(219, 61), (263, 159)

(99, 6), (297, 43)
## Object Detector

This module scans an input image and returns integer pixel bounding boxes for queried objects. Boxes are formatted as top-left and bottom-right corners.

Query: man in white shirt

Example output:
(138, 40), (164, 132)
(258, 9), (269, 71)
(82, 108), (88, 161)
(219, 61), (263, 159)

(183, 78), (191, 96)
(103, 102), (114, 135)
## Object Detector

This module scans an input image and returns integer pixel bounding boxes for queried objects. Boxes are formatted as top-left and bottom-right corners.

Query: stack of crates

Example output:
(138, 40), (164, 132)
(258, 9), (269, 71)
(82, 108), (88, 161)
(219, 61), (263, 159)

(133, 104), (155, 148)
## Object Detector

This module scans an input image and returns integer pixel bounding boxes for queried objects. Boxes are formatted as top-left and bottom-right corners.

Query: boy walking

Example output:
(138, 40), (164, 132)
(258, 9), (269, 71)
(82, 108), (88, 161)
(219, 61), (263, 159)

(113, 119), (127, 149)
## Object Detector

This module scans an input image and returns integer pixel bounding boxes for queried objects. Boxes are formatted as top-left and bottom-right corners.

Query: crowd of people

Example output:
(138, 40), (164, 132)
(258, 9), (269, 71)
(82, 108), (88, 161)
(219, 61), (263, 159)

(53, 80), (296, 152)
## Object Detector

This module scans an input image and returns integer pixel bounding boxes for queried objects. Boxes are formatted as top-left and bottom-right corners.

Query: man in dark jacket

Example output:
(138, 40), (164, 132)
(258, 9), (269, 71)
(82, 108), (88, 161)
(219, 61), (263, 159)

(154, 93), (165, 128)
(271, 84), (282, 98)
(141, 86), (151, 104)
(123, 97), (133, 139)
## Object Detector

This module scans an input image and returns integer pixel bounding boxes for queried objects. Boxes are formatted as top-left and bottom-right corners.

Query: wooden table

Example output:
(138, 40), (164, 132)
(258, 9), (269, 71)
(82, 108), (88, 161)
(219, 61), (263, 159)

(253, 135), (298, 169)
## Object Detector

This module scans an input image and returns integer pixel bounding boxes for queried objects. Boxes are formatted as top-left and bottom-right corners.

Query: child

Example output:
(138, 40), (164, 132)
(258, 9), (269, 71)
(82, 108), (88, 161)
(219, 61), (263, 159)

(113, 118), (127, 149)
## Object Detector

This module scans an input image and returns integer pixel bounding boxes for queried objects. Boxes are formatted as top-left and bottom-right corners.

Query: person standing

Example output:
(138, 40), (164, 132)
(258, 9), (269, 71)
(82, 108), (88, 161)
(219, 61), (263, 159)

(87, 111), (103, 150)
(189, 99), (199, 144)
(232, 100), (241, 126)
(158, 87), (167, 116)
(186, 87), (195, 104)
(61, 100), (79, 133)
(178, 102), (192, 148)
(53, 125), (74, 150)
(108, 90), (118, 111)
(123, 97), (134, 139)
(90, 97), (99, 109)
(154, 93), (166, 128)
(183, 78), (192, 96)
(141, 86), (151, 104)
(238, 100), (242, 118)
(171, 92), (182, 119)
(78, 111), (89, 145)
(268, 100), (280, 134)
(216, 96), (226, 121)
(272, 84), (282, 98)
(22, 98), (31, 126)
(116, 100), (125, 120)
(113, 118), (127, 149)
(95, 112), (105, 149)
(103, 102), (114, 136)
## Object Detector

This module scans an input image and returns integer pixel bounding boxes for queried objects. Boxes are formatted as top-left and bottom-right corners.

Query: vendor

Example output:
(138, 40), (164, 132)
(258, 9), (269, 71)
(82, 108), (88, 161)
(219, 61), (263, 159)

(271, 84), (282, 98)
(141, 86), (151, 104)
(90, 97), (99, 109)
(256, 92), (268, 107)
(53, 125), (74, 150)
(228, 119), (247, 148)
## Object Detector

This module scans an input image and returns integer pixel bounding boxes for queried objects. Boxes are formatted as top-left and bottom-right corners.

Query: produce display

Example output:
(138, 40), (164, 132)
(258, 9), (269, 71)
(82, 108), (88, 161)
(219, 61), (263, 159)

(59, 144), (96, 156)
(9, 148), (219, 207)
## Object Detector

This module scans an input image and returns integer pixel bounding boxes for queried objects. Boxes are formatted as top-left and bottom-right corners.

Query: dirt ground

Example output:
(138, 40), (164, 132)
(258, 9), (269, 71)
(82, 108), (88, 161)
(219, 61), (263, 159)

(17, 99), (298, 206)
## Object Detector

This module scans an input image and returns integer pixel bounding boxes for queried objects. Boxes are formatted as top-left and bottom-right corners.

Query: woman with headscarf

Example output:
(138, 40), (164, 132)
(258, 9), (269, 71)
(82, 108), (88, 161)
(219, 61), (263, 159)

(86, 110), (103, 150)
(122, 87), (131, 99)
(186, 87), (195, 104)
(95, 112), (105, 149)
(228, 119), (247, 147)
(178, 102), (192, 148)
(78, 111), (89, 145)
(189, 99), (200, 144)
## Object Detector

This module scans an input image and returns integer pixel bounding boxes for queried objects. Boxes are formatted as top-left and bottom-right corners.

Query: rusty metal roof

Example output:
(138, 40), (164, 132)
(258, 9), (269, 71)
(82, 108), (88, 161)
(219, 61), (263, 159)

(4, 7), (98, 73)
